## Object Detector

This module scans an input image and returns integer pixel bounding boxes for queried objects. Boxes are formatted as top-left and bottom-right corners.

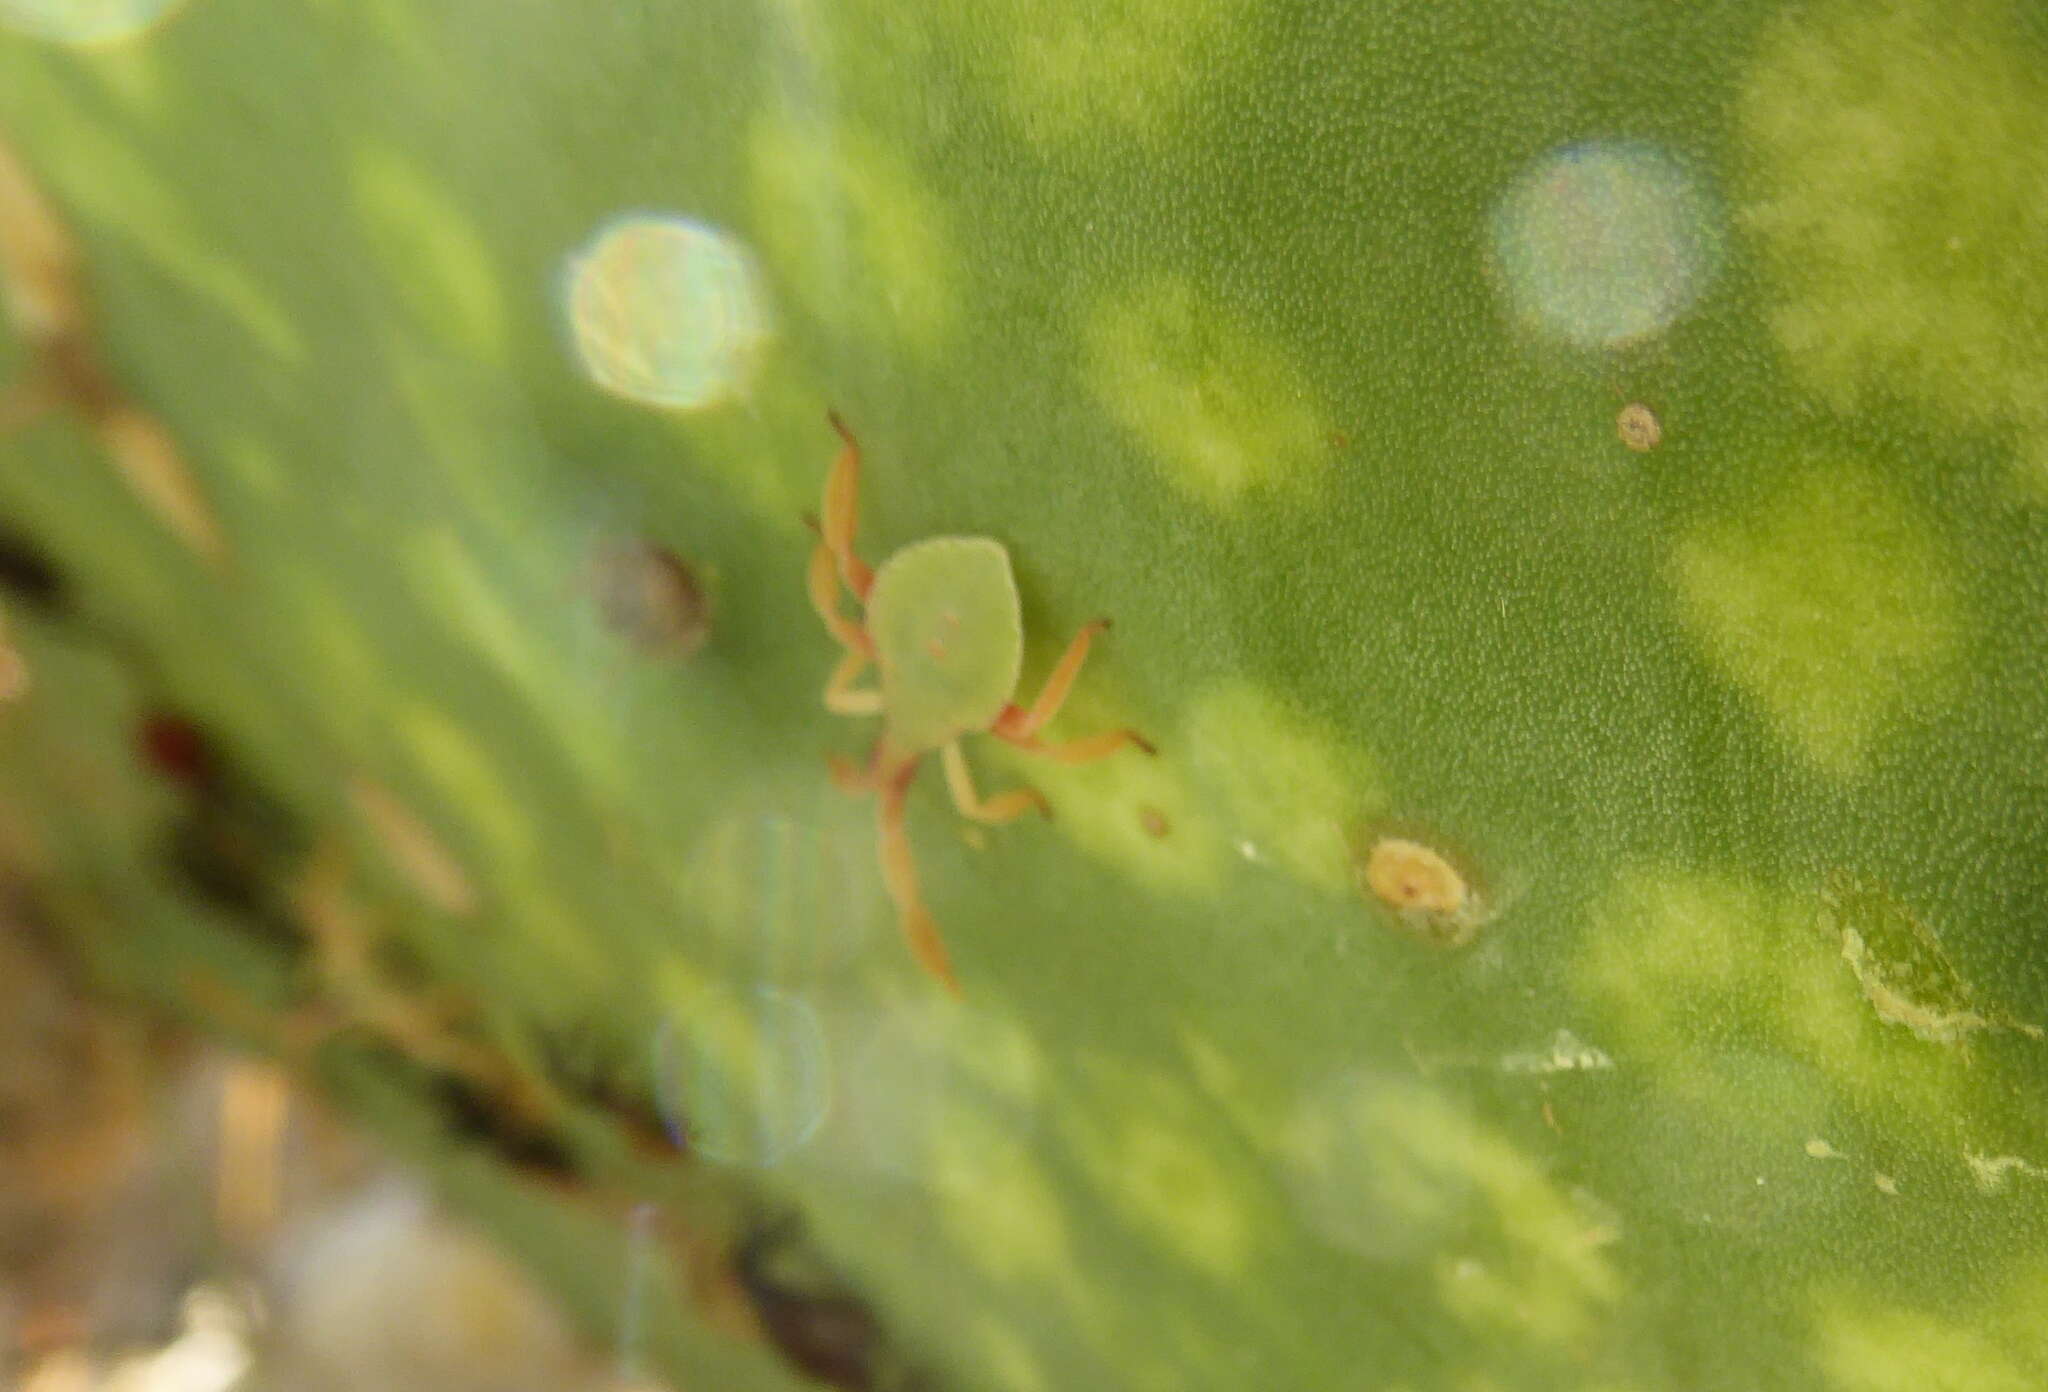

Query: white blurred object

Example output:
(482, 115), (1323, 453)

(255, 1177), (613, 1392)
(101, 1287), (251, 1392)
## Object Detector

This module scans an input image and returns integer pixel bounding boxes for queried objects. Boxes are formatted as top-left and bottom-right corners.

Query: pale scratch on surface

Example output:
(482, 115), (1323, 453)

(1965, 1151), (2048, 1194)
(1500, 1029), (1615, 1076)
(1804, 1137), (1844, 1160)
(1820, 876), (2045, 1046)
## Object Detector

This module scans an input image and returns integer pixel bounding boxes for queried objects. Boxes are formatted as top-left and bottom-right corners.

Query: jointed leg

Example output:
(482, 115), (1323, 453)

(827, 752), (869, 792)
(824, 648), (883, 716)
(822, 411), (874, 599)
(1001, 619), (1110, 738)
(876, 762), (960, 995)
(988, 619), (1155, 761)
(994, 725), (1155, 764)
(807, 533), (873, 657)
(941, 740), (1048, 823)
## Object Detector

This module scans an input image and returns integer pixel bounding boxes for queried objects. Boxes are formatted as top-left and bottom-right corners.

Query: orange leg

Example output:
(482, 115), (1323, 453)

(824, 648), (883, 715)
(807, 534), (873, 659)
(994, 725), (1154, 764)
(942, 740), (1048, 823)
(875, 758), (960, 995)
(988, 620), (1155, 760)
(823, 411), (875, 600)
(827, 751), (872, 792)
(1000, 620), (1112, 738)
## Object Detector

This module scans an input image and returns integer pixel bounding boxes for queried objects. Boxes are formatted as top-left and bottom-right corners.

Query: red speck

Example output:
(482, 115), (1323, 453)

(138, 713), (214, 791)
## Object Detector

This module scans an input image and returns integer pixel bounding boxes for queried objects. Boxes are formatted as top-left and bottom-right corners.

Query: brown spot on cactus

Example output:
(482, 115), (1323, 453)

(1616, 400), (1662, 451)
(1364, 837), (1468, 914)
(1351, 832), (1488, 947)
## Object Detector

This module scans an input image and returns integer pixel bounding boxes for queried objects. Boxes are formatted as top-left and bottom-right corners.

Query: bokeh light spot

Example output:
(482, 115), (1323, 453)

(654, 984), (829, 1167)
(563, 214), (771, 411)
(1490, 141), (1722, 349)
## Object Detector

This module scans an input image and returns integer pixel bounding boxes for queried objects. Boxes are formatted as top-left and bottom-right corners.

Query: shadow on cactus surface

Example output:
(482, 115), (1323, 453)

(3, 0), (2048, 1387)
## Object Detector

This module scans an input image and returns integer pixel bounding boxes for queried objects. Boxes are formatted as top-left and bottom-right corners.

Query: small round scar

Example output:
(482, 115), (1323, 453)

(1615, 401), (1662, 452)
(1362, 837), (1469, 915)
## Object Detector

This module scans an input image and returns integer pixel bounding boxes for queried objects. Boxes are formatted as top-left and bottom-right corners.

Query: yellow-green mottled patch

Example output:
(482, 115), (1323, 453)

(282, 573), (382, 743)
(1581, 869), (1822, 1042)
(823, 993), (1048, 1185)
(1810, 1286), (2045, 1391)
(499, 876), (609, 991)
(2000, 1262), (2048, 1361)
(1577, 867), (1964, 1125)
(216, 433), (281, 498)
(973, 1318), (1047, 1392)
(401, 527), (629, 796)
(1183, 678), (1381, 893)
(403, 528), (537, 688)
(926, 1106), (1072, 1284)
(1085, 277), (1329, 510)
(936, 1005), (1044, 1106)
(749, 116), (956, 353)
(996, 677), (1225, 894)
(1178, 1026), (1277, 1140)
(871, 989), (1043, 1108)
(1741, 0), (2048, 487)
(309, 0), (429, 64)
(651, 957), (716, 1024)
(376, 335), (554, 558)
(1064, 1054), (1259, 1278)
(352, 145), (508, 364)
(990, 0), (1245, 150)
(682, 802), (880, 980)
(1671, 465), (1959, 775)
(1283, 1074), (1619, 1346)
(16, 97), (301, 361)
(665, 364), (817, 523)
(395, 702), (530, 864)
(76, 44), (170, 114)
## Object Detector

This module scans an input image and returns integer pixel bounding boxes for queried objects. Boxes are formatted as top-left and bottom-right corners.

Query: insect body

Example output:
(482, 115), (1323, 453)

(807, 413), (1153, 993)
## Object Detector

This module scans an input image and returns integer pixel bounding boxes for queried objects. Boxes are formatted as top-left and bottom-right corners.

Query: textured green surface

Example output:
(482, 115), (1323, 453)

(3, 0), (2048, 1388)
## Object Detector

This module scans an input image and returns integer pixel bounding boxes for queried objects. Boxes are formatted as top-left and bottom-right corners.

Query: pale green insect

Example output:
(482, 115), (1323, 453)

(865, 536), (1022, 753)
(808, 414), (1153, 993)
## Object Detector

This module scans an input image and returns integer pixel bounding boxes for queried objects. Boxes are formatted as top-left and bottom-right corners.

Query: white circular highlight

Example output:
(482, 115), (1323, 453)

(562, 213), (770, 411)
(1490, 141), (1721, 349)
